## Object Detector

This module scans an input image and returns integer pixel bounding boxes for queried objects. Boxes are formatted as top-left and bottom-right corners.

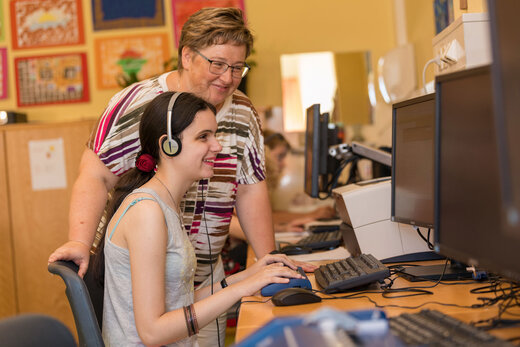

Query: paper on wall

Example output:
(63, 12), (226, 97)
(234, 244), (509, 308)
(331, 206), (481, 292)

(28, 138), (67, 191)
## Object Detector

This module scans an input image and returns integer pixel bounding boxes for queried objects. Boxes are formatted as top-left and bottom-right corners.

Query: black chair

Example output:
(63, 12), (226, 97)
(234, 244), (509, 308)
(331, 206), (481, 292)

(48, 260), (104, 347)
(0, 313), (76, 347)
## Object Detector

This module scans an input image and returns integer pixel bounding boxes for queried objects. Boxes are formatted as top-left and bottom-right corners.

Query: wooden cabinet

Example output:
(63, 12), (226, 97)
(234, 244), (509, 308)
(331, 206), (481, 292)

(0, 119), (95, 335)
(0, 130), (17, 318)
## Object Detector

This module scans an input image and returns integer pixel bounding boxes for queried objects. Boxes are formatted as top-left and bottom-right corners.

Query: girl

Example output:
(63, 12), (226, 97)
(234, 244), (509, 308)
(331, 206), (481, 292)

(95, 92), (302, 346)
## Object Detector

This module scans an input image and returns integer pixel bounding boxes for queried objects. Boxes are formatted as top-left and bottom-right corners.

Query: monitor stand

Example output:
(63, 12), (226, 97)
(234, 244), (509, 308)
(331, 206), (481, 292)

(399, 261), (473, 282)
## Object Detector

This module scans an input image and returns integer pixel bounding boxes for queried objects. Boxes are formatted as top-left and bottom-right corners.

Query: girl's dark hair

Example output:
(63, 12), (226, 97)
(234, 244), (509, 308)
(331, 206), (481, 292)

(92, 91), (215, 284)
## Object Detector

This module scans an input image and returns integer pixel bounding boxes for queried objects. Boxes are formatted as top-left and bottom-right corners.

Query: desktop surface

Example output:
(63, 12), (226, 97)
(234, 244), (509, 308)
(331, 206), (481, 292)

(236, 247), (520, 344)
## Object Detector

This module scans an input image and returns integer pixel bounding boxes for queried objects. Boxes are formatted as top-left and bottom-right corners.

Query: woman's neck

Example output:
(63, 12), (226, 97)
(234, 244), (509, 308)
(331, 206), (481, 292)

(150, 170), (192, 211)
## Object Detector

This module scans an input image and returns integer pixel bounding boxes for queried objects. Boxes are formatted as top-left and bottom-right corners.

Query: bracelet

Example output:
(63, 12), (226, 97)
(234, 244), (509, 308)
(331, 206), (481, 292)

(182, 306), (194, 336)
(220, 278), (228, 289)
(190, 304), (199, 334)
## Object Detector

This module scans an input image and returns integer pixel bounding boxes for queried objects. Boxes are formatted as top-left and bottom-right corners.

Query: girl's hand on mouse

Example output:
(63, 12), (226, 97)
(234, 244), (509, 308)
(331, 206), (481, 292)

(232, 263), (303, 297)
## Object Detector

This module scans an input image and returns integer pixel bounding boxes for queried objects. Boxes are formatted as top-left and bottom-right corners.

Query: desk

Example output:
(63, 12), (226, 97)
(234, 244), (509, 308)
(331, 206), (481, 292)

(235, 248), (520, 344)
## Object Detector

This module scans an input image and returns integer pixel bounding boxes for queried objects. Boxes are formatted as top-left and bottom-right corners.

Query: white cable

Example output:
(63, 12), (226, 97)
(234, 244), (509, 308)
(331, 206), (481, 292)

(422, 57), (441, 94)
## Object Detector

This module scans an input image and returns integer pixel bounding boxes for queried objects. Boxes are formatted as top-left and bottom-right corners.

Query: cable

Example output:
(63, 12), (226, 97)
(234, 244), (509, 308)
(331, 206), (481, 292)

(201, 179), (221, 347)
(422, 56), (441, 93)
(415, 227), (434, 250)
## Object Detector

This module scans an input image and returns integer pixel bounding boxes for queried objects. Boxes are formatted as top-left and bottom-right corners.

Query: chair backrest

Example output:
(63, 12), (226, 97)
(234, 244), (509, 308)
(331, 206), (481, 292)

(0, 313), (77, 347)
(48, 261), (104, 347)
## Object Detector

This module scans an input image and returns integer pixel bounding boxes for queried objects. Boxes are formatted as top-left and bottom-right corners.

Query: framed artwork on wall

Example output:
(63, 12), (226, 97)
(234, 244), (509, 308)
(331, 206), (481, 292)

(10, 0), (84, 50)
(15, 53), (89, 107)
(94, 33), (170, 89)
(0, 0), (4, 42)
(171, 0), (245, 47)
(0, 48), (7, 99)
(92, 0), (165, 30)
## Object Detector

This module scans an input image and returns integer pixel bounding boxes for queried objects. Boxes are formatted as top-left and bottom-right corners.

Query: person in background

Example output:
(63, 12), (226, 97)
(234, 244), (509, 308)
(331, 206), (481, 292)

(49, 8), (316, 346)
(97, 91), (302, 346)
(263, 129), (336, 232)
(223, 130), (336, 275)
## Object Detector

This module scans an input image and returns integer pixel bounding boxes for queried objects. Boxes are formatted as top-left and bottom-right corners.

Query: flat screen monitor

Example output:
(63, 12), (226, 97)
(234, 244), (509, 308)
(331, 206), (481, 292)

(391, 93), (435, 229)
(304, 104), (329, 198)
(434, 65), (520, 282)
(488, 0), (520, 237)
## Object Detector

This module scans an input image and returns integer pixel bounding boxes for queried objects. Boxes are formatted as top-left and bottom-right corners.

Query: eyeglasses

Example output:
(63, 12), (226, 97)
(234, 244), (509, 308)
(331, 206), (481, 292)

(194, 50), (250, 79)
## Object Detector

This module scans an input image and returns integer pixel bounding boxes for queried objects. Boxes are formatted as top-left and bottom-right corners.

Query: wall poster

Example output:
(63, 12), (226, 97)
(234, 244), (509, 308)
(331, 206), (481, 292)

(94, 33), (170, 89)
(15, 53), (89, 107)
(92, 0), (165, 30)
(10, 0), (85, 50)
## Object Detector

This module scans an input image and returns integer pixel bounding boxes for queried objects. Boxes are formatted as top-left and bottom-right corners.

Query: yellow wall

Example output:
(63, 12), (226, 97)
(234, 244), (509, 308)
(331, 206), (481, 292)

(0, 0), (487, 125)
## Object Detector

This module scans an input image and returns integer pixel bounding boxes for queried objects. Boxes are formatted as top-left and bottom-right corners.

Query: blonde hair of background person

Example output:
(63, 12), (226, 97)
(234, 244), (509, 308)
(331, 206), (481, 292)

(96, 92), (303, 346)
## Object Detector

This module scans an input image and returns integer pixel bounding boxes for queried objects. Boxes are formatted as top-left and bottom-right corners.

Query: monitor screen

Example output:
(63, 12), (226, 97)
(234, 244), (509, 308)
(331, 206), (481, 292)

(488, 0), (520, 236)
(434, 65), (520, 282)
(391, 93), (435, 228)
(304, 104), (329, 198)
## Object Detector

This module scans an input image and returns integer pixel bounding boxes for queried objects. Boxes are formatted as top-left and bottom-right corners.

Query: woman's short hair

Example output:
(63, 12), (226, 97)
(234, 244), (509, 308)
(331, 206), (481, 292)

(178, 7), (254, 70)
(263, 129), (291, 151)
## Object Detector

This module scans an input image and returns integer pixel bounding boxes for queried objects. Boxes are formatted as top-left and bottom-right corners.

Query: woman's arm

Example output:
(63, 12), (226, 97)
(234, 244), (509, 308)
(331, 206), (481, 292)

(123, 201), (302, 346)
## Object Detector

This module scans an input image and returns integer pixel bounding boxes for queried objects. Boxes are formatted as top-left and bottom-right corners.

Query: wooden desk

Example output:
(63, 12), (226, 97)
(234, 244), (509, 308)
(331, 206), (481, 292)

(235, 249), (520, 343)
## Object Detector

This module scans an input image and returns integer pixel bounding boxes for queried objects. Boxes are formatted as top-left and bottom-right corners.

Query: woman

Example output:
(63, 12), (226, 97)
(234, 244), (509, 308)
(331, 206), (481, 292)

(97, 92), (303, 346)
(49, 8), (315, 345)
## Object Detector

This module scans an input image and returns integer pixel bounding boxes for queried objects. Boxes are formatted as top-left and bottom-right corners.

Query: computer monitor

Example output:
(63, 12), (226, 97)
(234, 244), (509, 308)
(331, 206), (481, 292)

(434, 65), (520, 282)
(391, 93), (435, 229)
(304, 104), (329, 198)
(488, 0), (520, 237)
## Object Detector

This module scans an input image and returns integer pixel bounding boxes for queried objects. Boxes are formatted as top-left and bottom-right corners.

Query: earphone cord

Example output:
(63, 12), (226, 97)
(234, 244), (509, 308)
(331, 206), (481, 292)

(201, 179), (221, 347)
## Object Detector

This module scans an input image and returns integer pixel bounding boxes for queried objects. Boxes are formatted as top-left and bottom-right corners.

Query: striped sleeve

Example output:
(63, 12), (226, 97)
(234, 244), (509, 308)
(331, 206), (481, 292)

(234, 94), (266, 184)
(87, 78), (164, 176)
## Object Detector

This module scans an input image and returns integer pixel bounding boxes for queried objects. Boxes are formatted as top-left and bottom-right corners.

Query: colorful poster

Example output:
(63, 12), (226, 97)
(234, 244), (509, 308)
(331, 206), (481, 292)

(171, 0), (245, 47)
(15, 53), (89, 106)
(10, 0), (84, 49)
(92, 0), (165, 30)
(0, 48), (7, 99)
(94, 33), (171, 89)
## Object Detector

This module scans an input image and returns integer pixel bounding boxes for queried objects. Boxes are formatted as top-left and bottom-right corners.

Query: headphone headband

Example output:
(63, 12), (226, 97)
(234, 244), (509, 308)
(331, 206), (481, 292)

(162, 92), (184, 157)
(166, 92), (182, 142)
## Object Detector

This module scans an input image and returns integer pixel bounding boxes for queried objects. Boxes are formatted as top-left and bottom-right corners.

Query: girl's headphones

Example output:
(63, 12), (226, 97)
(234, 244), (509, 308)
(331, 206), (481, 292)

(161, 92), (183, 157)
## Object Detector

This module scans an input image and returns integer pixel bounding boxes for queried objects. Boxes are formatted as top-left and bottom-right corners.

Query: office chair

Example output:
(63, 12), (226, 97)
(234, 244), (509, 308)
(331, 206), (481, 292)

(48, 260), (104, 347)
(0, 313), (76, 347)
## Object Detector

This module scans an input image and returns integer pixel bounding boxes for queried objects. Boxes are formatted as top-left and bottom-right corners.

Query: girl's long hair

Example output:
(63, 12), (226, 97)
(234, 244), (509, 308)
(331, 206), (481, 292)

(92, 91), (215, 284)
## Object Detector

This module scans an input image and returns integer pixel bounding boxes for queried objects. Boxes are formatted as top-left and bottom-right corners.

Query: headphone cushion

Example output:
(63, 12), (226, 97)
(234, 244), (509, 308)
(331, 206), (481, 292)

(161, 136), (182, 157)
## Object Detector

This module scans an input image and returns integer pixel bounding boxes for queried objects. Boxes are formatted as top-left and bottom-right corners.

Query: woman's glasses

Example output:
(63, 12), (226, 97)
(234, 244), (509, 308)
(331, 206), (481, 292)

(195, 50), (250, 79)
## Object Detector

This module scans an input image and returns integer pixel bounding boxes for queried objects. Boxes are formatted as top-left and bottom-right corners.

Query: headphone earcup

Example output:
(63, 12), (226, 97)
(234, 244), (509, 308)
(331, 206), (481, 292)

(161, 136), (182, 157)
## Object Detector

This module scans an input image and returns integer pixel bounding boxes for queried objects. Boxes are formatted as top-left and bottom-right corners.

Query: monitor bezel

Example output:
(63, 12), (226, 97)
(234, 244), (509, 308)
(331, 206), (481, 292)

(391, 93), (436, 229)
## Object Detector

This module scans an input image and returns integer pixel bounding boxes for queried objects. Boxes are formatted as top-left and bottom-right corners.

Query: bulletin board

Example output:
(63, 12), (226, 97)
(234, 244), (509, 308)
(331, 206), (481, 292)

(15, 53), (89, 107)
(10, 0), (85, 50)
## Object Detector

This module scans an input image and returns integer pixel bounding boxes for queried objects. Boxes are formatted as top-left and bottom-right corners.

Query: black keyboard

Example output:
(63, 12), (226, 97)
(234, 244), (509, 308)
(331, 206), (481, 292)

(389, 309), (513, 346)
(296, 230), (343, 250)
(314, 254), (390, 293)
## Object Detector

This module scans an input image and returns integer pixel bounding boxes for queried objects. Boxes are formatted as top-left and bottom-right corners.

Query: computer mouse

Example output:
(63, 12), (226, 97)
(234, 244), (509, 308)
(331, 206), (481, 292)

(279, 244), (312, 255)
(271, 287), (322, 306)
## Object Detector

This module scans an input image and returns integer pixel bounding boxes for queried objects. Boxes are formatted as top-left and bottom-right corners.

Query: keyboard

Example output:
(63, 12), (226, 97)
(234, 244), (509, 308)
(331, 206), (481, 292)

(295, 229), (343, 250)
(314, 254), (390, 293)
(389, 309), (513, 346)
